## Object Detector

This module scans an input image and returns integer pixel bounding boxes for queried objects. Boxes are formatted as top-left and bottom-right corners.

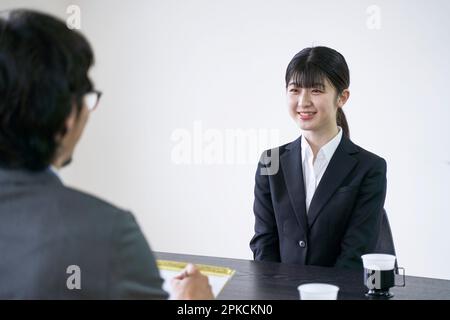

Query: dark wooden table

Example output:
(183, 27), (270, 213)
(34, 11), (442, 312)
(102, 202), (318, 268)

(156, 252), (450, 300)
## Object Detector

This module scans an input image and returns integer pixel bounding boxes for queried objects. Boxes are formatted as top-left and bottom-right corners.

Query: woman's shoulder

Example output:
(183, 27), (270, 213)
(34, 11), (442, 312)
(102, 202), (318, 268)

(256, 137), (300, 172)
(260, 136), (301, 158)
(348, 138), (387, 168)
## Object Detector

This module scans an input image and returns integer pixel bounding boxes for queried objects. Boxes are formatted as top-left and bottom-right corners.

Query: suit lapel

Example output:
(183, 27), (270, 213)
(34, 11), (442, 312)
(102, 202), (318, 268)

(307, 136), (359, 228)
(280, 137), (309, 236)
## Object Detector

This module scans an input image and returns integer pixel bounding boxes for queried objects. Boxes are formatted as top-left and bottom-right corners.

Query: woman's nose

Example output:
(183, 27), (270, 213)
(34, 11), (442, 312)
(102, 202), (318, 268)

(297, 91), (312, 108)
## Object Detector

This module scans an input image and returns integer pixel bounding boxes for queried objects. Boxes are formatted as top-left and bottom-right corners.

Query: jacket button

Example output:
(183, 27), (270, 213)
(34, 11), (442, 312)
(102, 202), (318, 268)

(298, 240), (306, 248)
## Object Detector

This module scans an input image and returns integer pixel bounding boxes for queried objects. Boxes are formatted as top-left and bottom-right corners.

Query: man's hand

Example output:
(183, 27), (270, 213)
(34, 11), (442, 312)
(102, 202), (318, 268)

(170, 264), (214, 300)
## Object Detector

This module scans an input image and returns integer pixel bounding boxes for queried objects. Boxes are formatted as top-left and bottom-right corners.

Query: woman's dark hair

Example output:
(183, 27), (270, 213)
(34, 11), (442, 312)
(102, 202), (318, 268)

(0, 9), (94, 171)
(285, 46), (350, 138)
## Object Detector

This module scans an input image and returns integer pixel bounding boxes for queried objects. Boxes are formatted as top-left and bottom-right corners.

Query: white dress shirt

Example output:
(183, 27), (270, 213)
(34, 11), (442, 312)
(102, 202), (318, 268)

(301, 127), (343, 213)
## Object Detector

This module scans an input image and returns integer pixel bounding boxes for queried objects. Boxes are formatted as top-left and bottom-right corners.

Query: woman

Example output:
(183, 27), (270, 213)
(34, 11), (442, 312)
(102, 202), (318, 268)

(250, 46), (387, 269)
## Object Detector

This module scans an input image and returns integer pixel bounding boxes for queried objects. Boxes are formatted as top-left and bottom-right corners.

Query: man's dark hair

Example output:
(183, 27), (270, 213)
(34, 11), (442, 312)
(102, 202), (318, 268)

(0, 9), (94, 171)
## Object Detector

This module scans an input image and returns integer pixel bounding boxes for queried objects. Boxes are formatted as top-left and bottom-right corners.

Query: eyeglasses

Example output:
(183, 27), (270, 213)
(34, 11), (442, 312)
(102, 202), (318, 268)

(84, 90), (102, 111)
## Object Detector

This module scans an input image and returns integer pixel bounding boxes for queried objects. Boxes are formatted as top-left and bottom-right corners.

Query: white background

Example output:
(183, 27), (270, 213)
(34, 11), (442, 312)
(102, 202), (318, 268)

(2, 0), (449, 280)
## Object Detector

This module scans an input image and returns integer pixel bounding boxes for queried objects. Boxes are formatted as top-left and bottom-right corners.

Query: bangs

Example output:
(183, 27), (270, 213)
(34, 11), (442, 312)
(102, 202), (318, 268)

(286, 63), (328, 90)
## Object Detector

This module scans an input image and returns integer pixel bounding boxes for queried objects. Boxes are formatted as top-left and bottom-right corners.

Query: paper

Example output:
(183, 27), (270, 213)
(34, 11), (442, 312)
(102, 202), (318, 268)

(157, 259), (235, 298)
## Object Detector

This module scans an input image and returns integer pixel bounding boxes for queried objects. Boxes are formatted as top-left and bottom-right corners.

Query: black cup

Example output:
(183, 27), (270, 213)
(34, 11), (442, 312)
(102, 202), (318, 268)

(364, 267), (405, 298)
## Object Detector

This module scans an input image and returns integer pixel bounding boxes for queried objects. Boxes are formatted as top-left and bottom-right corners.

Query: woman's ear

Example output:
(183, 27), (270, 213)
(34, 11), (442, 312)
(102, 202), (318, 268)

(337, 89), (350, 107)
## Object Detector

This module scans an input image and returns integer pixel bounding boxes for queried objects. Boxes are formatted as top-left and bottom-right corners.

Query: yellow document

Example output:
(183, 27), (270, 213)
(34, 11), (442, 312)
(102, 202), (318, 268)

(157, 259), (235, 298)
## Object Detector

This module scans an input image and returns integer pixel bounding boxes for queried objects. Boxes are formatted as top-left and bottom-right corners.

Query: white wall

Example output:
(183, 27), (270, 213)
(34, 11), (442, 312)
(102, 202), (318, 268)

(0, 0), (69, 16)
(2, 0), (449, 280)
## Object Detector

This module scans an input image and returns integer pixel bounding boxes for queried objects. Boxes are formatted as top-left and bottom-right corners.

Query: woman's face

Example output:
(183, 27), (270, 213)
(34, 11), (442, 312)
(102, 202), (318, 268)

(287, 77), (343, 134)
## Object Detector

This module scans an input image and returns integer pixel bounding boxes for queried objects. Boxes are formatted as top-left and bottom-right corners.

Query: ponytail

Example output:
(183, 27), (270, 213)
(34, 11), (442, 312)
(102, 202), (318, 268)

(336, 108), (350, 138)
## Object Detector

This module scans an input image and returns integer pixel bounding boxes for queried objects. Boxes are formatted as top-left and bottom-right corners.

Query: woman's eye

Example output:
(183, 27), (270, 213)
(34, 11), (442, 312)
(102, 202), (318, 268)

(311, 89), (322, 94)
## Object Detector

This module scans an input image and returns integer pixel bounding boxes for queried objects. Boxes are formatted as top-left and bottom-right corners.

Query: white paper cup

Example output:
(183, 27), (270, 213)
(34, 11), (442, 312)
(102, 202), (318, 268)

(361, 254), (396, 271)
(297, 283), (339, 300)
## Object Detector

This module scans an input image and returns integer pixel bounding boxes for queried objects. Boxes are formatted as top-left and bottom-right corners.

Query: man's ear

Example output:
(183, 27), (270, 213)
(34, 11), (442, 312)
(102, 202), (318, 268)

(55, 106), (78, 142)
(65, 106), (78, 132)
(337, 89), (350, 107)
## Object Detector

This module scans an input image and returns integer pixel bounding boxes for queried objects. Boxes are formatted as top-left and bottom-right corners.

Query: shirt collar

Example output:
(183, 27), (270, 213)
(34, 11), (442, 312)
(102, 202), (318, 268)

(49, 165), (60, 177)
(301, 135), (312, 163)
(301, 126), (343, 162)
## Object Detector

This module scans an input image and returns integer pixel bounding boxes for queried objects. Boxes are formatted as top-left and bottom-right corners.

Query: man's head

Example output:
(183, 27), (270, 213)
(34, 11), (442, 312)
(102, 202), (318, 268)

(0, 9), (96, 171)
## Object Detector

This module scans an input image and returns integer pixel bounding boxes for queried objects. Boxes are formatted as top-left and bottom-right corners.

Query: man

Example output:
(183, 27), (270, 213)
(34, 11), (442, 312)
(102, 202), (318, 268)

(0, 9), (213, 299)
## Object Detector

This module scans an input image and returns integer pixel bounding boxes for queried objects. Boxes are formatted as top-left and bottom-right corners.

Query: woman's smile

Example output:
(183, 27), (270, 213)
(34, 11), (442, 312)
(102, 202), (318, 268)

(298, 111), (317, 121)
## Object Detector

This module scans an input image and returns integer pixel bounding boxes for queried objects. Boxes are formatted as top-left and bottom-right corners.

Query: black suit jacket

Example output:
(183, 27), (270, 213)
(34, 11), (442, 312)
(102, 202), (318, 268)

(250, 135), (387, 269)
(0, 168), (168, 299)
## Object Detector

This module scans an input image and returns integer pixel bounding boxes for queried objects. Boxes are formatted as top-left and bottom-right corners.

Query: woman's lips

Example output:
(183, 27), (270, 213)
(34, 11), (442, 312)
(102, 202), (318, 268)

(298, 111), (316, 121)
